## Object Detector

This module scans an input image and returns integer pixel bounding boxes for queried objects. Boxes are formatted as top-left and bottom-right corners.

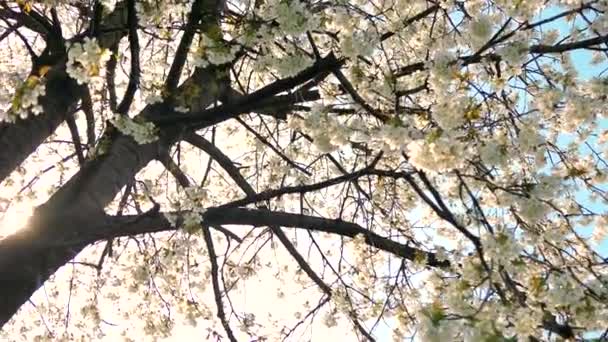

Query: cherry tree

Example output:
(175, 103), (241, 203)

(1, 0), (608, 340)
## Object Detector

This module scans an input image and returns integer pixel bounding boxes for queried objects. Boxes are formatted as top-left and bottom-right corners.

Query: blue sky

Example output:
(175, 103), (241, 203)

(538, 6), (608, 257)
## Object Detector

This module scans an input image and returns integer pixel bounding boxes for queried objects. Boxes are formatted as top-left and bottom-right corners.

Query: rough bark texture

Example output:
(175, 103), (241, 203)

(0, 66), (82, 182)
(0, 4), (129, 183)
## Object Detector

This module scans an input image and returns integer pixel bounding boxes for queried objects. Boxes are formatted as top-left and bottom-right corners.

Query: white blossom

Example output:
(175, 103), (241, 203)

(66, 38), (111, 86)
(110, 113), (158, 144)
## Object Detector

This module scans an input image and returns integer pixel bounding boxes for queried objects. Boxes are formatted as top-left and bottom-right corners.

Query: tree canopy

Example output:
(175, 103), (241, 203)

(1, 0), (608, 340)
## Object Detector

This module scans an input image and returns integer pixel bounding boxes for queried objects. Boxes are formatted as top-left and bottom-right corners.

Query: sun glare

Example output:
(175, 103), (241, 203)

(0, 204), (33, 238)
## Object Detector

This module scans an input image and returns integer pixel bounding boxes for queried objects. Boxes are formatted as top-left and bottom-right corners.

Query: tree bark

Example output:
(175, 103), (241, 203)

(0, 65), (82, 182)
(0, 4), (129, 183)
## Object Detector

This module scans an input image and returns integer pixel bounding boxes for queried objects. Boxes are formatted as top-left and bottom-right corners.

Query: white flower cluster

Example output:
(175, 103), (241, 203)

(5, 75), (46, 122)
(325, 7), (353, 33)
(534, 89), (562, 118)
(253, 46), (314, 77)
(516, 122), (543, 152)
(467, 15), (493, 49)
(592, 215), (608, 243)
(371, 124), (414, 153)
(340, 29), (378, 59)
(589, 77), (608, 98)
(133, 0), (189, 25)
(427, 50), (459, 92)
(110, 113), (158, 144)
(322, 310), (338, 328)
(432, 94), (470, 132)
(164, 186), (208, 232)
(493, 0), (543, 19)
(498, 40), (529, 65)
(481, 230), (522, 270)
(192, 35), (240, 67)
(560, 93), (595, 132)
(324, 8), (377, 59)
(515, 197), (548, 225)
(544, 273), (586, 309)
(100, 0), (117, 12)
(509, 308), (542, 337)
(288, 105), (352, 153)
(265, 0), (318, 35)
(274, 53), (314, 78)
(479, 139), (507, 166)
(407, 136), (465, 174)
(66, 38), (111, 86)
(416, 302), (457, 342)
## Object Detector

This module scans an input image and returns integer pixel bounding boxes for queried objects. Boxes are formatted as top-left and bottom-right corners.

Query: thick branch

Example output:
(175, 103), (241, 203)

(0, 66), (82, 182)
(81, 208), (450, 269)
(152, 53), (341, 127)
(164, 0), (206, 92)
(395, 34), (608, 78)
(115, 0), (140, 114)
